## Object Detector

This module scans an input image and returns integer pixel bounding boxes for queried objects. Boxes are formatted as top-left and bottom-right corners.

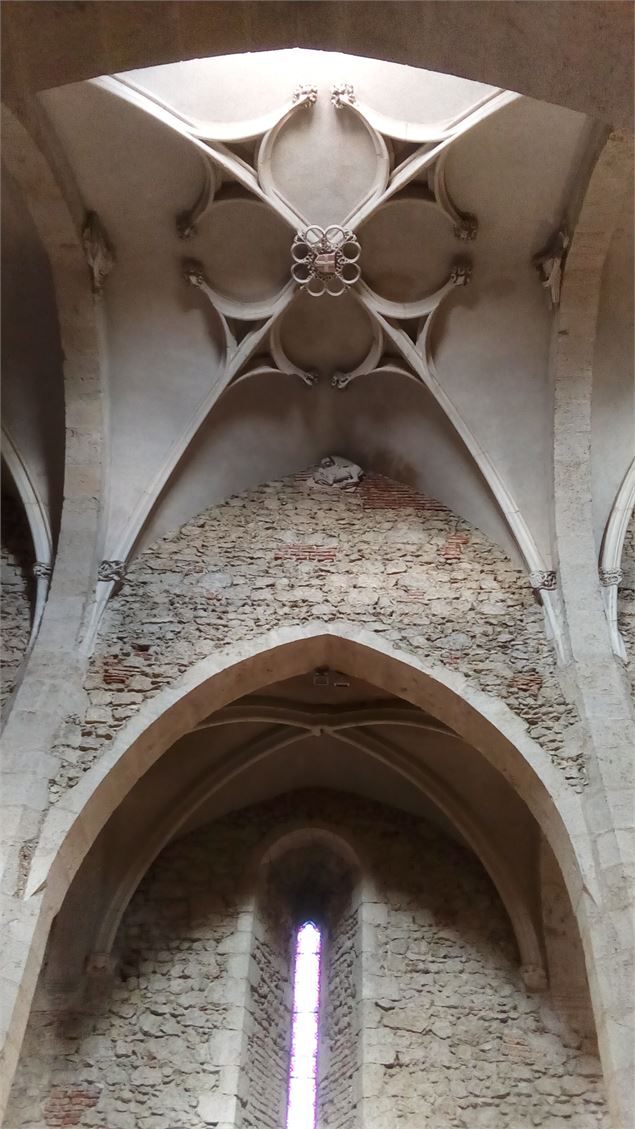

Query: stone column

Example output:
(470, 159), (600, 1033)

(0, 103), (105, 1119)
(552, 129), (635, 1129)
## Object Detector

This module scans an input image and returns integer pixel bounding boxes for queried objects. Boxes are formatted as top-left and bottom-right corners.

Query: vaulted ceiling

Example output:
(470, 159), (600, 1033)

(2, 48), (633, 626)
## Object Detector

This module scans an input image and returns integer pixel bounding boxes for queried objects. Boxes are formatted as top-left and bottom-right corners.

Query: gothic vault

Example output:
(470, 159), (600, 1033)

(1, 5), (634, 1129)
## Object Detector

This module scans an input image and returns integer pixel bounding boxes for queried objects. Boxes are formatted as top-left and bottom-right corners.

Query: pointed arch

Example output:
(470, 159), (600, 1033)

(27, 623), (592, 917)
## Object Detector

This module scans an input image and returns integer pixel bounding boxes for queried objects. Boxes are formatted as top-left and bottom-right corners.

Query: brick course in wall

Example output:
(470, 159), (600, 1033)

(6, 790), (608, 1129)
(48, 470), (583, 799)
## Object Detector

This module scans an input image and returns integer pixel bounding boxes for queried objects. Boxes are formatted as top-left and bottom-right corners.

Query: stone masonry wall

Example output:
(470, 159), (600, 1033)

(7, 790), (608, 1129)
(7, 810), (255, 1129)
(358, 806), (608, 1129)
(241, 898), (290, 1129)
(1, 491), (33, 717)
(318, 902), (360, 1129)
(50, 470), (582, 798)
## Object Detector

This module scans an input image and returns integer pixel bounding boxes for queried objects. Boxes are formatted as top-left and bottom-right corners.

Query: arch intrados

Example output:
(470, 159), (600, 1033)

(92, 712), (543, 975)
(26, 625), (591, 928)
(256, 824), (363, 875)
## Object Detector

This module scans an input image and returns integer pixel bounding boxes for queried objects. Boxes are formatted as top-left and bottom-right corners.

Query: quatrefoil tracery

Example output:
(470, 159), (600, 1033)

(170, 80), (480, 391)
(91, 73), (564, 649)
(291, 226), (362, 296)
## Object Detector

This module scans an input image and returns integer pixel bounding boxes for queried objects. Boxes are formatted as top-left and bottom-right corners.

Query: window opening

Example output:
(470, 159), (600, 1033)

(286, 920), (322, 1129)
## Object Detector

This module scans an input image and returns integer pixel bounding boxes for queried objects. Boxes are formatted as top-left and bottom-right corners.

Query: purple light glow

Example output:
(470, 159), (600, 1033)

(286, 921), (322, 1129)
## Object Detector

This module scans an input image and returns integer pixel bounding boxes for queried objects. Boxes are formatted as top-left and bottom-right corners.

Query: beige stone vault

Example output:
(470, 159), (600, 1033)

(1, 7), (634, 1129)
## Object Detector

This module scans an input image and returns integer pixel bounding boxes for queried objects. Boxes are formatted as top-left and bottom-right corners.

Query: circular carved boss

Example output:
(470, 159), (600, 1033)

(291, 225), (361, 296)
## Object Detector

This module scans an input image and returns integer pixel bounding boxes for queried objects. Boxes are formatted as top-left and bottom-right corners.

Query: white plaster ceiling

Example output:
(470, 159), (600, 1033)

(32, 48), (595, 574)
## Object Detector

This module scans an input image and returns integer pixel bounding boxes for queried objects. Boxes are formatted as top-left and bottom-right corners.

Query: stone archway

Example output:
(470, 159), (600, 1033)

(27, 624), (590, 911)
(0, 628), (614, 1120)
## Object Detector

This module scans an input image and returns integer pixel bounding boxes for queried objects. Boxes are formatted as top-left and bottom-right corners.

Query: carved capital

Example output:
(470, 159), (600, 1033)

(293, 83), (318, 107)
(32, 561), (52, 580)
(331, 83), (356, 109)
(599, 566), (623, 587)
(98, 559), (127, 584)
(82, 211), (115, 295)
(529, 570), (557, 591)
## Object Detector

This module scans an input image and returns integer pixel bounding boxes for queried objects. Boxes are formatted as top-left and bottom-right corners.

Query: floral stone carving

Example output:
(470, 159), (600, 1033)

(291, 226), (361, 296)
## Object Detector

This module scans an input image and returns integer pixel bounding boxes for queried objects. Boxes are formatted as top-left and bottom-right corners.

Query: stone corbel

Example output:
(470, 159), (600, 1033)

(97, 559), (127, 585)
(532, 227), (569, 308)
(599, 567), (624, 587)
(529, 570), (558, 593)
(81, 211), (115, 295)
(32, 561), (52, 580)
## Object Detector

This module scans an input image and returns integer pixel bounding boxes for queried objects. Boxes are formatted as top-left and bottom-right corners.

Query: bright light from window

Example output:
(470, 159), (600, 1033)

(286, 921), (322, 1129)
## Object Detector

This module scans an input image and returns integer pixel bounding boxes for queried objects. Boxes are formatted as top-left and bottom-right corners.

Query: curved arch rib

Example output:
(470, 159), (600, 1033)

(82, 281), (297, 651)
(332, 725), (545, 980)
(95, 724), (308, 952)
(1, 425), (53, 641)
(339, 89), (519, 231)
(194, 699), (455, 737)
(93, 715), (544, 981)
(115, 73), (317, 144)
(354, 280), (564, 657)
(599, 457), (635, 658)
(92, 75), (311, 230)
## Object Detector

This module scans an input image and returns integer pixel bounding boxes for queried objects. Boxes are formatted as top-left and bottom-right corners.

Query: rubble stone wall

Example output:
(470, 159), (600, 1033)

(6, 791), (608, 1129)
(318, 902), (360, 1129)
(241, 898), (290, 1129)
(50, 471), (582, 800)
(1, 492), (33, 717)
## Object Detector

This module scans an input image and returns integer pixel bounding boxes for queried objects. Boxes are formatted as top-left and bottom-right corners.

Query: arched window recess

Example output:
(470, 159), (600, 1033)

(286, 919), (323, 1129)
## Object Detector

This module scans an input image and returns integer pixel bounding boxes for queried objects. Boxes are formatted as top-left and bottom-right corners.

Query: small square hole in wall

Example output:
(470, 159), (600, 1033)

(312, 668), (351, 688)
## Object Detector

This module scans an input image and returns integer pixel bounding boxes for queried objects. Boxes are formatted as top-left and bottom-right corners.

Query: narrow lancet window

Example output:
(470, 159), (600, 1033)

(286, 921), (322, 1129)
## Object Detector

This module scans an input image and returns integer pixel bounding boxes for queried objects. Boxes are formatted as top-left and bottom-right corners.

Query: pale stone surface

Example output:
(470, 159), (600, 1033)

(5, 791), (609, 1128)
(0, 15), (633, 1128)
(617, 513), (634, 684)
